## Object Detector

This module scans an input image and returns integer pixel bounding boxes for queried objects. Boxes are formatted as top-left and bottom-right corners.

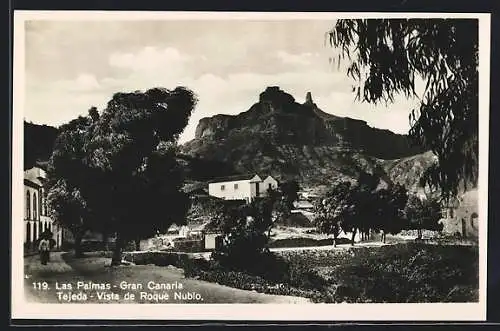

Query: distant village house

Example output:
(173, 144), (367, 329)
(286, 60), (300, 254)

(438, 189), (479, 239)
(208, 174), (278, 203)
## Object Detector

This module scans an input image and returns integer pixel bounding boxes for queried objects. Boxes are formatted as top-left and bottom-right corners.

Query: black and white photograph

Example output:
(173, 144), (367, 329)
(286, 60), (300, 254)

(12, 11), (489, 321)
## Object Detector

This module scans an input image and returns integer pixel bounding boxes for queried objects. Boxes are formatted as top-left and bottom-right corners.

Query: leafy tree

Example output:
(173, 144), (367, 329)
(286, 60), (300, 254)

(328, 19), (478, 202)
(279, 180), (301, 210)
(404, 194), (443, 239)
(46, 113), (97, 257)
(371, 184), (409, 243)
(46, 179), (88, 256)
(262, 187), (291, 236)
(87, 87), (197, 265)
(212, 198), (275, 273)
(315, 173), (409, 245)
(343, 172), (381, 245)
(313, 180), (352, 247)
(262, 180), (300, 234)
(47, 87), (197, 265)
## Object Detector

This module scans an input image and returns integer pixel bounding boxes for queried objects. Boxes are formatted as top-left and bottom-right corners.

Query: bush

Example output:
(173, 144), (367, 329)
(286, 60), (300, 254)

(269, 237), (351, 248)
(172, 239), (205, 253)
(166, 242), (478, 304)
(122, 251), (191, 267)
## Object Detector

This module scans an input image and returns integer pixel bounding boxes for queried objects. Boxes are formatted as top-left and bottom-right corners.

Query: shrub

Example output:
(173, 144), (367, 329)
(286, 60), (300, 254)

(122, 251), (191, 267)
(172, 239), (205, 253)
(212, 197), (276, 275)
(269, 237), (351, 248)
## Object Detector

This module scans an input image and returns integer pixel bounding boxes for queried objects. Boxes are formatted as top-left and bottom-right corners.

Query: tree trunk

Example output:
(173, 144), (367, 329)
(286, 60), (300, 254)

(417, 228), (422, 240)
(134, 238), (141, 251)
(102, 231), (109, 251)
(111, 232), (125, 266)
(333, 232), (337, 248)
(351, 228), (357, 246)
(383, 232), (386, 244)
(74, 230), (84, 258)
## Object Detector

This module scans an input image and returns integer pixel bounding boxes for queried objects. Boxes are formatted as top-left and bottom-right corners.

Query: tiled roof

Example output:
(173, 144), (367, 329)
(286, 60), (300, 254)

(208, 173), (262, 183)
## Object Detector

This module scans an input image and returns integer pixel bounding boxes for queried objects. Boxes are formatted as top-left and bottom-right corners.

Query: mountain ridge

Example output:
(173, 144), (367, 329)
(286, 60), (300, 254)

(181, 86), (428, 188)
(24, 87), (434, 191)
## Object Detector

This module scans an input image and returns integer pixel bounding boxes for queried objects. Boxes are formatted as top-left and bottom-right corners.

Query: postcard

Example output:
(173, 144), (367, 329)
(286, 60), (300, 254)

(11, 10), (490, 321)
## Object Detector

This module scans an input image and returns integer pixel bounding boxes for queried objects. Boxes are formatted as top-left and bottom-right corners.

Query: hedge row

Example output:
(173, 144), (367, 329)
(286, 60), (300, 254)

(122, 251), (192, 266)
(268, 237), (352, 248)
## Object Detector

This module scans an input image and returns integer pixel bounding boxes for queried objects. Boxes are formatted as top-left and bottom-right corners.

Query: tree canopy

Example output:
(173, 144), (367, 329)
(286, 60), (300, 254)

(46, 87), (197, 264)
(314, 173), (408, 245)
(328, 19), (478, 202)
(404, 194), (443, 239)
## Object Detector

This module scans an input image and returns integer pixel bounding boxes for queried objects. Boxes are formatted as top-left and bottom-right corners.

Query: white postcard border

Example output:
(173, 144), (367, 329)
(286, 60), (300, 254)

(11, 10), (490, 321)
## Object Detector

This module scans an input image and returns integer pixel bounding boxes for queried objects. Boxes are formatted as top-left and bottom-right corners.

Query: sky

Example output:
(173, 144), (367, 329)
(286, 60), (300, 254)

(24, 19), (421, 143)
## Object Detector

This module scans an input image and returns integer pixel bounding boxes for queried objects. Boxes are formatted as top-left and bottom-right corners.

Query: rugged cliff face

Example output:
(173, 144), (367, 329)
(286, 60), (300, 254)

(23, 87), (434, 190)
(182, 87), (426, 187)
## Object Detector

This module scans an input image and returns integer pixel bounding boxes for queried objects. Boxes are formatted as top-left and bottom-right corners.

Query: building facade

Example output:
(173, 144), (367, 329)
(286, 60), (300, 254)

(260, 175), (279, 196)
(208, 174), (278, 202)
(24, 166), (63, 249)
(439, 189), (479, 239)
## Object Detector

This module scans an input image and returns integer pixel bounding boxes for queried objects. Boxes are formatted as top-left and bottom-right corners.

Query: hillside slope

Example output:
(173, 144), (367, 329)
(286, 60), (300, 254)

(182, 87), (426, 187)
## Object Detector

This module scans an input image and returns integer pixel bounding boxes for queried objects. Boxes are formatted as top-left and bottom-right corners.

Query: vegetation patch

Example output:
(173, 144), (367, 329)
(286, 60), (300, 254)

(177, 243), (479, 303)
(268, 237), (351, 248)
(122, 251), (192, 266)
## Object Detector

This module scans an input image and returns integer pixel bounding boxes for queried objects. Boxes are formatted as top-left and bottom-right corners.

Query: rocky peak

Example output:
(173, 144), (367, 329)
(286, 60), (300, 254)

(187, 87), (423, 162)
(259, 86), (295, 110)
(304, 91), (314, 106)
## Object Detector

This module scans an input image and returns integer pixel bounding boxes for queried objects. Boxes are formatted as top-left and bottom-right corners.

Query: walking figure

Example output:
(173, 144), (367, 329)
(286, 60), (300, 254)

(38, 233), (51, 265)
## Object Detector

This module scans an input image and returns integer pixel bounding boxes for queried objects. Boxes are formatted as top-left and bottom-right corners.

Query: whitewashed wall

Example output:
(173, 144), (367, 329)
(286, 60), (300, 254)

(208, 180), (253, 201)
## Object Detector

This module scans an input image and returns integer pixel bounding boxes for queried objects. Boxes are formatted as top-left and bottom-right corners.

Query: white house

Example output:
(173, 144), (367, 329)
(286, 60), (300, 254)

(208, 174), (279, 202)
(24, 166), (64, 249)
(260, 175), (279, 196)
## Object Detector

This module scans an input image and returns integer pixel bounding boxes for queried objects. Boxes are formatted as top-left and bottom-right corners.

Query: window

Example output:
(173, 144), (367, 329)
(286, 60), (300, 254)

(26, 222), (31, 243)
(32, 192), (37, 220)
(40, 191), (44, 216)
(26, 191), (31, 219)
(268, 183), (272, 190)
(234, 183), (239, 190)
(221, 185), (225, 191)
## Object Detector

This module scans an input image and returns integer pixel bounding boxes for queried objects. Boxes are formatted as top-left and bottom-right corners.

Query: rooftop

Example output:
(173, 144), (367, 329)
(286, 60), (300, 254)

(208, 173), (263, 184)
(24, 166), (47, 187)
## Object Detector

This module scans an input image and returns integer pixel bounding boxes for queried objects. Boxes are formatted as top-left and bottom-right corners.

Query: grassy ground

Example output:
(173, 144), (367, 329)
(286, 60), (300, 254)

(180, 242), (479, 303)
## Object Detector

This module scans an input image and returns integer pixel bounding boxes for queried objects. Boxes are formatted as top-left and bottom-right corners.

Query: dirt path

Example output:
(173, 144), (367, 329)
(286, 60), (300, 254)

(24, 252), (310, 304)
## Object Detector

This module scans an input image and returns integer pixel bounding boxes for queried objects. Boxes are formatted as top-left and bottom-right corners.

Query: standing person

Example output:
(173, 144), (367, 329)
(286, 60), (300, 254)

(38, 233), (51, 265)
